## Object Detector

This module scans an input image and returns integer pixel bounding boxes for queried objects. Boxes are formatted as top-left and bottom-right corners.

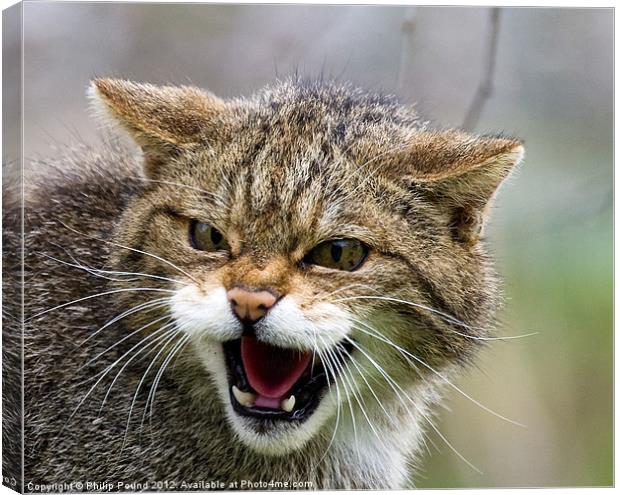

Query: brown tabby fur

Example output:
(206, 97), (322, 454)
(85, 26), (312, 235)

(2, 77), (523, 490)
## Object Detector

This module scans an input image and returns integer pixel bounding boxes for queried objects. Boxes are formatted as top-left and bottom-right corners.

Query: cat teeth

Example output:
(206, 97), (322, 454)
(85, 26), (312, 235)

(232, 386), (256, 407)
(232, 386), (295, 412)
(281, 395), (296, 413)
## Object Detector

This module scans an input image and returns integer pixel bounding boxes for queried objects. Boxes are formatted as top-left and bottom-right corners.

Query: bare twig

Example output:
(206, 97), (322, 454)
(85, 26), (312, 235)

(462, 8), (501, 130)
(396, 7), (418, 94)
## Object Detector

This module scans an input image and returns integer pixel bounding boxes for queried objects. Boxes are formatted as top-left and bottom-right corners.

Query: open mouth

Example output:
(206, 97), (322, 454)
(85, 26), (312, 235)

(223, 336), (352, 422)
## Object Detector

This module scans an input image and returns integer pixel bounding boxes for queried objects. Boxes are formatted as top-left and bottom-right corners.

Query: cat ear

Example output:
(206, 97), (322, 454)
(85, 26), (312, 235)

(88, 78), (228, 177)
(396, 130), (524, 245)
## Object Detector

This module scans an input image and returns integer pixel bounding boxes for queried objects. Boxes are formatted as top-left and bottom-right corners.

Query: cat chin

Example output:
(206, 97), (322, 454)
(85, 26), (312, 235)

(223, 398), (336, 456)
(189, 336), (337, 456)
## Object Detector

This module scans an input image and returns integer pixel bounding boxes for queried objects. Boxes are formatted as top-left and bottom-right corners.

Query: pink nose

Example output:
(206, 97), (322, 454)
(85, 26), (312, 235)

(227, 287), (277, 323)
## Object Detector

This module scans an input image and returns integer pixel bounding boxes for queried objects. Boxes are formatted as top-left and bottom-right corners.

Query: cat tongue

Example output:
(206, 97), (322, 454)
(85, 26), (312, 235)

(241, 336), (311, 406)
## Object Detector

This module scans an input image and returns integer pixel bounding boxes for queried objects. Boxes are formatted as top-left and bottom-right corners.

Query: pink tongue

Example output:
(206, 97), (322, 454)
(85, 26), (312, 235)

(241, 336), (311, 406)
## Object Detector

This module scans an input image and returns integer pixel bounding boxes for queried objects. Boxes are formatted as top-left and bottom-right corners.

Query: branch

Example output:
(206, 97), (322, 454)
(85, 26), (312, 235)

(396, 7), (418, 94)
(462, 8), (501, 131)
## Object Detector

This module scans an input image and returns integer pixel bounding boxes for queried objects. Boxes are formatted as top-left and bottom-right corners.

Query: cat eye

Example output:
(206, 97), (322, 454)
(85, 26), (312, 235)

(304, 239), (368, 271)
(189, 220), (229, 252)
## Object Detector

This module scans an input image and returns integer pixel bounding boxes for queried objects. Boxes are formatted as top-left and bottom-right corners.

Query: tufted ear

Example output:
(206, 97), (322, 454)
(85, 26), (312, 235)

(394, 130), (524, 245)
(88, 78), (228, 177)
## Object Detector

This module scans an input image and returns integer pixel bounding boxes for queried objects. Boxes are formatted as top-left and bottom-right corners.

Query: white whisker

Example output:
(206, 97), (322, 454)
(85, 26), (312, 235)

(309, 345), (342, 473)
(346, 141), (415, 197)
(98, 326), (181, 419)
(144, 332), (192, 435)
(38, 251), (186, 286)
(343, 334), (482, 474)
(58, 221), (200, 284)
(346, 352), (394, 426)
(346, 294), (536, 341)
(350, 319), (525, 428)
(141, 178), (226, 203)
(334, 295), (486, 332)
(121, 328), (185, 448)
(80, 297), (171, 347)
(82, 313), (172, 367)
(28, 288), (175, 321)
(313, 284), (381, 303)
(79, 321), (178, 389)
(327, 342), (391, 455)
(64, 322), (178, 430)
(317, 335), (363, 465)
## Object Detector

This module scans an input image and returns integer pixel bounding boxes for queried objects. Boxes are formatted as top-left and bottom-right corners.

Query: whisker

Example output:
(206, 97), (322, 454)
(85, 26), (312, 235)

(334, 295), (487, 332)
(38, 251), (186, 286)
(309, 345), (343, 472)
(80, 297), (171, 347)
(326, 342), (391, 454)
(97, 324), (181, 416)
(346, 141), (415, 196)
(310, 318), (318, 378)
(57, 221), (200, 284)
(27, 288), (175, 321)
(75, 321), (177, 388)
(144, 332), (192, 435)
(63, 322), (178, 430)
(350, 319), (525, 428)
(338, 294), (535, 341)
(82, 313), (172, 367)
(141, 178), (226, 203)
(343, 334), (482, 474)
(448, 329), (539, 342)
(317, 347), (344, 449)
(312, 284), (381, 303)
(121, 327), (184, 448)
(38, 251), (135, 283)
(346, 352), (395, 427)
(317, 335), (363, 465)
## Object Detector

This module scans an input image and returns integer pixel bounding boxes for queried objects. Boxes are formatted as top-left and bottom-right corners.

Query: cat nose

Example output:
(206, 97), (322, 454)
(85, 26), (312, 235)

(227, 287), (278, 324)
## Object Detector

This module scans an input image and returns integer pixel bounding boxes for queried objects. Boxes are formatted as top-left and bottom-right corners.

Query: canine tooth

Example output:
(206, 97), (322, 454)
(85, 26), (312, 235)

(281, 395), (296, 412)
(232, 386), (256, 407)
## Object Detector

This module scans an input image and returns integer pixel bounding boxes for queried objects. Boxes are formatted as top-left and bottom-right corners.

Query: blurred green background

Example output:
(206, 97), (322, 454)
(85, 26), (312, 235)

(11, 3), (612, 488)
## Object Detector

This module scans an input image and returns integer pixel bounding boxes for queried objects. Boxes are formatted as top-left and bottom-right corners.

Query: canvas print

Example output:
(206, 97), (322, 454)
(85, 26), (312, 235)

(2, 2), (613, 491)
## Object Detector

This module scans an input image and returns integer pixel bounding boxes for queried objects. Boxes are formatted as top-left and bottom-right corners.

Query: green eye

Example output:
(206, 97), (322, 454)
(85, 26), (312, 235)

(304, 239), (368, 271)
(190, 221), (229, 252)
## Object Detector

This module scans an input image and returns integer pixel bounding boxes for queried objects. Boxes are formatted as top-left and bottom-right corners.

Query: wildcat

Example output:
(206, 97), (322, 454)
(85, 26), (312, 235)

(2, 78), (523, 490)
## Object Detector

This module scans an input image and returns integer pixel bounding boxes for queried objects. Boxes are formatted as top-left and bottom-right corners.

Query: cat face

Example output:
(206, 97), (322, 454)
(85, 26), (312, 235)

(93, 79), (523, 455)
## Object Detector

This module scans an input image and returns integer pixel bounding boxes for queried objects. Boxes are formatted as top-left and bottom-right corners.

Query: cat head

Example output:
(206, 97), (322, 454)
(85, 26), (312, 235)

(90, 78), (523, 455)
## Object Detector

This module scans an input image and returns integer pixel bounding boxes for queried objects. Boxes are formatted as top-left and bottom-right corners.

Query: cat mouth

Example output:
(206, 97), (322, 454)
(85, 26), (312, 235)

(223, 336), (352, 422)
